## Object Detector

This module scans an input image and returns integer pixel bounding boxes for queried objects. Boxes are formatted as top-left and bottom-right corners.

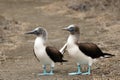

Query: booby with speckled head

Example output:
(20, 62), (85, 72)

(62, 24), (114, 75)
(26, 27), (67, 75)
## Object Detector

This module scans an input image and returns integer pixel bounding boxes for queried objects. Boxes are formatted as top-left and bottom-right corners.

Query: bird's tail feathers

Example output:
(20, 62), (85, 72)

(59, 43), (67, 54)
(60, 60), (68, 65)
(103, 53), (115, 58)
(62, 59), (68, 62)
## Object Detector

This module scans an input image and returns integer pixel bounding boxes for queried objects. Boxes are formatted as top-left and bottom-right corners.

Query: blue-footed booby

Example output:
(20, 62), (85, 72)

(62, 24), (114, 75)
(26, 27), (67, 75)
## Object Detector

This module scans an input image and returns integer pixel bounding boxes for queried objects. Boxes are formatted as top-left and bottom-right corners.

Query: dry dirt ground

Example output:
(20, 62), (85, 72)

(0, 0), (120, 80)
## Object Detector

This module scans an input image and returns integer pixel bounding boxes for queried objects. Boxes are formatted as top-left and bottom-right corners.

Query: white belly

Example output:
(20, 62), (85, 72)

(34, 37), (54, 66)
(67, 44), (93, 65)
(34, 47), (54, 65)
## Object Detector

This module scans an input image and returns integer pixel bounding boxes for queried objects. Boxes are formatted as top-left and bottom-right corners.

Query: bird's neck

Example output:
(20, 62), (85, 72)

(67, 34), (79, 44)
(34, 37), (46, 48)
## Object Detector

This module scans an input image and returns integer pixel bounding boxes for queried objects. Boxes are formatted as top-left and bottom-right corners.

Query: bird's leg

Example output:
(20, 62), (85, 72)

(82, 64), (91, 75)
(38, 65), (50, 76)
(49, 66), (54, 75)
(43, 65), (47, 74)
(49, 63), (54, 75)
(38, 65), (54, 76)
(69, 64), (82, 75)
(77, 65), (81, 73)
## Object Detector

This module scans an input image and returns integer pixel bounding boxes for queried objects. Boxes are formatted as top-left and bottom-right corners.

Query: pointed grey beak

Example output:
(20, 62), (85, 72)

(62, 27), (69, 30)
(25, 30), (35, 34)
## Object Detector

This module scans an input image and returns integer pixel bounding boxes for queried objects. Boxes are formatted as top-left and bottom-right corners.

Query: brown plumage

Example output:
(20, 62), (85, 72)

(46, 46), (67, 63)
(77, 43), (115, 58)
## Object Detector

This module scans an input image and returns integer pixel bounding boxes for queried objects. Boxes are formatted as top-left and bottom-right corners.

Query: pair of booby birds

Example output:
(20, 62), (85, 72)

(26, 24), (114, 75)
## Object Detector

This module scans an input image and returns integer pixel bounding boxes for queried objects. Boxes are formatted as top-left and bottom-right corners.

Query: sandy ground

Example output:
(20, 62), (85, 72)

(0, 0), (120, 80)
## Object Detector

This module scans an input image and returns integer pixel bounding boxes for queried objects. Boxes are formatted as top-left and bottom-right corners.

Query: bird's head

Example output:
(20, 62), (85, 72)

(62, 24), (80, 35)
(26, 27), (48, 40)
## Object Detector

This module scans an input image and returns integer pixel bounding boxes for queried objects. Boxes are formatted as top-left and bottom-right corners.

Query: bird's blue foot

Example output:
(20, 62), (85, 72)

(49, 71), (54, 75)
(38, 72), (54, 76)
(69, 65), (82, 75)
(49, 67), (54, 75)
(38, 69), (54, 76)
(82, 71), (90, 75)
(38, 65), (54, 76)
(82, 65), (91, 75)
(69, 72), (82, 75)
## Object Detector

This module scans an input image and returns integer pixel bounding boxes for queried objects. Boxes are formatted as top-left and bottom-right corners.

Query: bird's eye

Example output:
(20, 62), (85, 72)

(34, 31), (38, 33)
(69, 27), (74, 32)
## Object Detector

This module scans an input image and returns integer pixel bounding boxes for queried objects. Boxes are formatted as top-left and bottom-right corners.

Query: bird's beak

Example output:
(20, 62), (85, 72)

(25, 30), (35, 34)
(62, 27), (69, 31)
